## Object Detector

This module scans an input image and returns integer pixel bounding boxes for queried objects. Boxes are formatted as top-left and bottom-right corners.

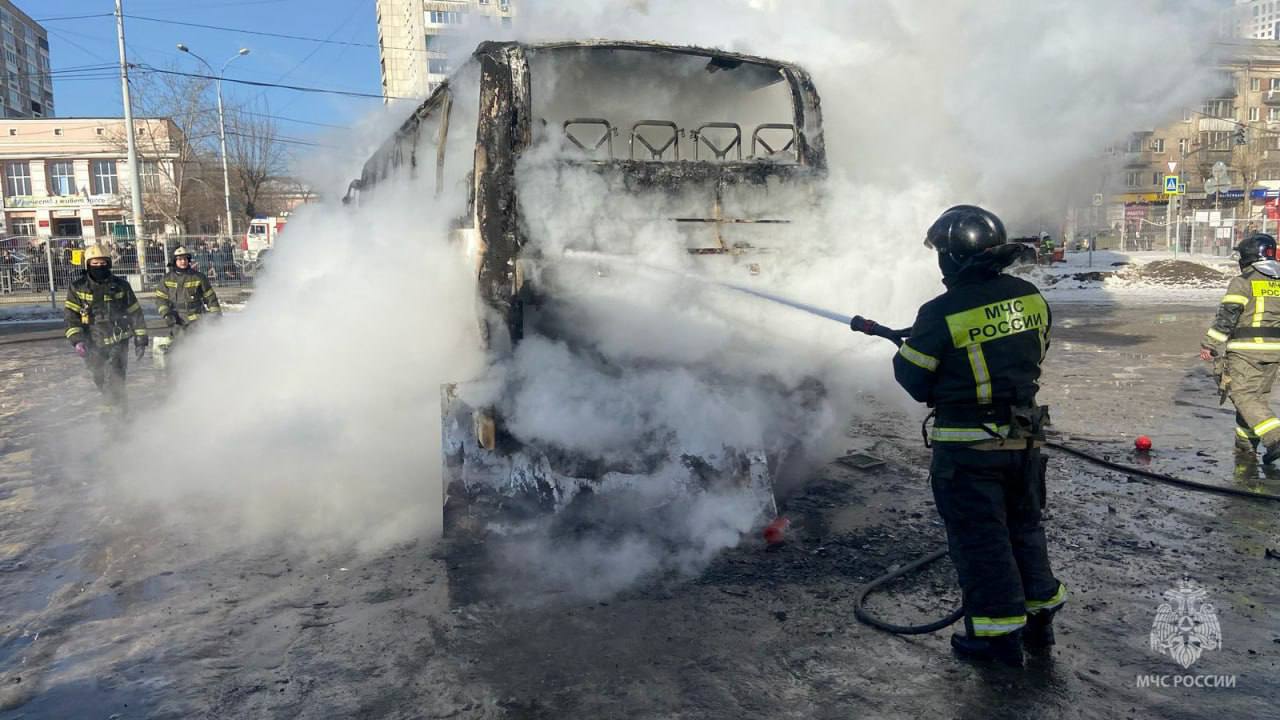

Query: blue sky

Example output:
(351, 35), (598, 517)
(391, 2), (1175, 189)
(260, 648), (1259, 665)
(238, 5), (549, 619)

(29, 0), (387, 141)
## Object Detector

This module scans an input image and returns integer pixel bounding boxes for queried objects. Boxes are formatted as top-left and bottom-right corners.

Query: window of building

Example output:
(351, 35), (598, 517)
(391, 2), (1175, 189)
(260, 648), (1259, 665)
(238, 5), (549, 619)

(428, 10), (464, 24)
(9, 217), (34, 236)
(1272, 78), (1280, 92)
(52, 127), (61, 136)
(1152, 138), (1165, 153)
(1203, 99), (1233, 118)
(1270, 107), (1280, 122)
(1253, 77), (1263, 92)
(4, 161), (30, 196)
(91, 160), (118, 195)
(428, 59), (449, 74)
(1152, 172), (1162, 186)
(1200, 130), (1232, 150)
(500, 0), (510, 9)
(502, 16), (512, 26)
(47, 160), (75, 195)
(1252, 107), (1262, 121)
(1125, 171), (1142, 188)
(139, 160), (161, 191)
(1178, 137), (1189, 155)
(1183, 108), (1194, 122)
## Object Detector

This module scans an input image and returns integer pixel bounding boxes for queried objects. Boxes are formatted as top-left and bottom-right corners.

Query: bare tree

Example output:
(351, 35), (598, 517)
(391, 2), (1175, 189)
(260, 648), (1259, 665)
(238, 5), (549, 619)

(226, 103), (290, 223)
(114, 69), (223, 235)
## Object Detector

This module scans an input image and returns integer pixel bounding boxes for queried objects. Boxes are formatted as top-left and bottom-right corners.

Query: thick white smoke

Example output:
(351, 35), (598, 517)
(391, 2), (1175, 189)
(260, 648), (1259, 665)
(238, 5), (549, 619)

(84, 1), (1220, 596)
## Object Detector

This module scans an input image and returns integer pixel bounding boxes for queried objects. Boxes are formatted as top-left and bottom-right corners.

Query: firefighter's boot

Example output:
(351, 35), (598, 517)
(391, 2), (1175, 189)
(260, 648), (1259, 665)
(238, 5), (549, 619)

(1263, 440), (1280, 466)
(950, 631), (1025, 668)
(1023, 611), (1056, 653)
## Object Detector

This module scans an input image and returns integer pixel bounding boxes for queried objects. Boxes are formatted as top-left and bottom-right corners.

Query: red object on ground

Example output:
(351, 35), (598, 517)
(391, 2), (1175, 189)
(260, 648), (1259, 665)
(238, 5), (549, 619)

(763, 516), (790, 545)
(1135, 436), (1153, 452)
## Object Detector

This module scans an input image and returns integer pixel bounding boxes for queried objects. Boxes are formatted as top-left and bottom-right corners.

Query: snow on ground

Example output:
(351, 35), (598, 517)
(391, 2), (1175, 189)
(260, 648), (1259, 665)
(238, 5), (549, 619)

(1029, 249), (1233, 304)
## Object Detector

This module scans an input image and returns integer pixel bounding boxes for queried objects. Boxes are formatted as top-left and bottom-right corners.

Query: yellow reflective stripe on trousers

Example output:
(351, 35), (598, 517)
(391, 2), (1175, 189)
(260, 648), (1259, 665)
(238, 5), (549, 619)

(134, 328), (147, 336)
(1226, 341), (1280, 351)
(1205, 328), (1229, 343)
(99, 330), (131, 346)
(1026, 583), (1068, 613)
(971, 614), (1027, 637)
(898, 342), (939, 371)
(1221, 294), (1249, 305)
(1237, 426), (1258, 439)
(1254, 417), (1280, 436)
(967, 344), (992, 404)
(930, 424), (1010, 442)
(65, 327), (83, 338)
(127, 302), (141, 313)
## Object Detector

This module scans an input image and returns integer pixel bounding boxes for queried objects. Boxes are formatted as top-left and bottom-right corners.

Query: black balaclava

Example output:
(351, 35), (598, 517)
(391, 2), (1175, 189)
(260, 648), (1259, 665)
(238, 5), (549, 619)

(87, 262), (111, 283)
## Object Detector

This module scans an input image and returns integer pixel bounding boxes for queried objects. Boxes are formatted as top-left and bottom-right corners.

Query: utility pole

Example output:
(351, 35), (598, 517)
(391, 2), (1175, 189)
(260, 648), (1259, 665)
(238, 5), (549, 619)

(114, 0), (147, 283)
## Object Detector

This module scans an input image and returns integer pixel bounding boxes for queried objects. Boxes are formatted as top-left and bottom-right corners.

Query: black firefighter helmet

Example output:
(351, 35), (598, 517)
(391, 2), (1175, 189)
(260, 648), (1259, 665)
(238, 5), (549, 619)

(925, 205), (1024, 278)
(1236, 233), (1277, 267)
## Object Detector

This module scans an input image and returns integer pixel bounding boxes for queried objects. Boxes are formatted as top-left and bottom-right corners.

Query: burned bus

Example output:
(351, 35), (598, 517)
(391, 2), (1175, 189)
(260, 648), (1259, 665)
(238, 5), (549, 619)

(349, 40), (828, 521)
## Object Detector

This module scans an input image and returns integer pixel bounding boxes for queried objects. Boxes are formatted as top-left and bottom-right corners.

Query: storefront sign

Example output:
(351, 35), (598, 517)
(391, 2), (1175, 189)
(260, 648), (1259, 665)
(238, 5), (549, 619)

(3, 194), (122, 209)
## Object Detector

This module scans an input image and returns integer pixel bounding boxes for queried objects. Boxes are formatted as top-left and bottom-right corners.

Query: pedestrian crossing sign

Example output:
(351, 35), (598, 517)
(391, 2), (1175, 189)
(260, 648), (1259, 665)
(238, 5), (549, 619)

(1164, 175), (1179, 194)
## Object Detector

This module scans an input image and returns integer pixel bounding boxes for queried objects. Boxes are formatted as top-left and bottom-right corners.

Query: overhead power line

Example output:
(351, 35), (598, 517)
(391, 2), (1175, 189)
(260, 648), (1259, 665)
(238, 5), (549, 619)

(133, 65), (407, 100)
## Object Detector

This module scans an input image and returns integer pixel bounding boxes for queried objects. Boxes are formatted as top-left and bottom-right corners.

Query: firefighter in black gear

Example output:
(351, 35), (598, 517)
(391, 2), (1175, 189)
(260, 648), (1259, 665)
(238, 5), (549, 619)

(1201, 233), (1280, 464)
(889, 205), (1066, 667)
(155, 245), (222, 343)
(64, 244), (148, 408)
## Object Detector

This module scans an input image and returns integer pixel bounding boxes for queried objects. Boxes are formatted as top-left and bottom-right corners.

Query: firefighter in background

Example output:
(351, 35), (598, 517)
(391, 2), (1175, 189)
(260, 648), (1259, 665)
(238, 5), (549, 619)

(1201, 233), (1280, 464)
(887, 205), (1066, 668)
(64, 244), (148, 408)
(155, 246), (222, 344)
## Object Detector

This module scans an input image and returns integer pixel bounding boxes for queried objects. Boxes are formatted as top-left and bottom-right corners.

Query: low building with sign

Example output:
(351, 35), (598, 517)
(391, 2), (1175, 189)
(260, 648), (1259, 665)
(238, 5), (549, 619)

(0, 117), (181, 243)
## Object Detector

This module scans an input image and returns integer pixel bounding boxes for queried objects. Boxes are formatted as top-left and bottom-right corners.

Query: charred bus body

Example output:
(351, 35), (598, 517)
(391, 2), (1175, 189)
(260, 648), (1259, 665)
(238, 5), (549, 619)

(350, 40), (827, 523)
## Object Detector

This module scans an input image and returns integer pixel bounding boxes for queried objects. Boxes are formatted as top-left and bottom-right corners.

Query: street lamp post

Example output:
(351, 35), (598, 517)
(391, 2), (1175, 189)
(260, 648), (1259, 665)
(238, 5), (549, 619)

(176, 44), (249, 242)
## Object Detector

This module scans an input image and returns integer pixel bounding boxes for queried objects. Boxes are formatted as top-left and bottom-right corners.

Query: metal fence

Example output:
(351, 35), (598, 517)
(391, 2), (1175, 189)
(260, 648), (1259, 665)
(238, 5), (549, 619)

(0, 235), (259, 307)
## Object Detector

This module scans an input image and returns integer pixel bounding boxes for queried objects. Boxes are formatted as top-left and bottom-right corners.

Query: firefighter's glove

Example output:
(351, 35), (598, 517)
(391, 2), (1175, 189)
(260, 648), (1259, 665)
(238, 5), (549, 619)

(74, 342), (87, 358)
(134, 336), (147, 360)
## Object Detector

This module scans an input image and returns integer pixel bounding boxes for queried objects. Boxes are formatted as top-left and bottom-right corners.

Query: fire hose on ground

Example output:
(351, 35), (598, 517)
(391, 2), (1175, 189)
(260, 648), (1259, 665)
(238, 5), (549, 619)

(842, 315), (1280, 635)
(555, 252), (1280, 634)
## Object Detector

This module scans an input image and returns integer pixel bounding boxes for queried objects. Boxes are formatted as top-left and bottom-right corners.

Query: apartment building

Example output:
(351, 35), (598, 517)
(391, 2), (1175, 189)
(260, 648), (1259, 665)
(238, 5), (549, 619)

(376, 0), (515, 99)
(0, 1), (54, 118)
(1110, 40), (1280, 207)
(0, 118), (181, 242)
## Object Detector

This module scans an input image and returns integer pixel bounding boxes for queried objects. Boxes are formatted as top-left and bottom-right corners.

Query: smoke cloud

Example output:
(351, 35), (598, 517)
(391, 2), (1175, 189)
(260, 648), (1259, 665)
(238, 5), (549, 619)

(83, 1), (1220, 598)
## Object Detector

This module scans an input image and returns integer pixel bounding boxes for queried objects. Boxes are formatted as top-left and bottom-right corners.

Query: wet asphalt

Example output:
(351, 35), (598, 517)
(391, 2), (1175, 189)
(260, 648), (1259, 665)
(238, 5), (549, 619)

(0, 303), (1276, 719)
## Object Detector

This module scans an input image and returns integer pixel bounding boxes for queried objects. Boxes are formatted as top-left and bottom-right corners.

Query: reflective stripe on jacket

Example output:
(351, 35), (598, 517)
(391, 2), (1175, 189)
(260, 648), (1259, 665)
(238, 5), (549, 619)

(1204, 266), (1280, 355)
(154, 268), (221, 323)
(64, 273), (147, 346)
(893, 272), (1050, 444)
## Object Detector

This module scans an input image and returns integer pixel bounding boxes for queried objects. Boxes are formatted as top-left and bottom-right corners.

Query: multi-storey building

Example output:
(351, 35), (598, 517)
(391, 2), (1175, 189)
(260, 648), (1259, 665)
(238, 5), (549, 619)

(0, 1), (53, 119)
(0, 118), (181, 242)
(375, 0), (516, 100)
(1109, 40), (1280, 219)
(1230, 0), (1280, 40)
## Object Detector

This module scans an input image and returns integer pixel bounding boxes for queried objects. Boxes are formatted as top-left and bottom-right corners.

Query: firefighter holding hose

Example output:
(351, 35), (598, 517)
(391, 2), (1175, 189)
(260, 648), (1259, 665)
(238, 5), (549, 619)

(1201, 233), (1280, 464)
(882, 205), (1067, 667)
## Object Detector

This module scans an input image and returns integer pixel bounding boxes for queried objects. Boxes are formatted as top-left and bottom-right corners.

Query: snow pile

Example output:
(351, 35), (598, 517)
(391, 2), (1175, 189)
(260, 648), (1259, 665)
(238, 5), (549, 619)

(1032, 251), (1234, 303)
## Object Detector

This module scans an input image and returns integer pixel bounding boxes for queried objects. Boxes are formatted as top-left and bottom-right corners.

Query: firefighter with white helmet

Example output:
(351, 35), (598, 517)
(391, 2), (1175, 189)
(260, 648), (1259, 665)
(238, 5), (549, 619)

(63, 244), (148, 408)
(155, 245), (222, 345)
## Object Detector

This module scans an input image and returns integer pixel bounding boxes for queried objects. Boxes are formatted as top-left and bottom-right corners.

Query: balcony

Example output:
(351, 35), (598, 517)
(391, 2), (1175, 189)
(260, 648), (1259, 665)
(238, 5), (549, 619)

(1263, 90), (1280, 106)
(1123, 151), (1154, 167)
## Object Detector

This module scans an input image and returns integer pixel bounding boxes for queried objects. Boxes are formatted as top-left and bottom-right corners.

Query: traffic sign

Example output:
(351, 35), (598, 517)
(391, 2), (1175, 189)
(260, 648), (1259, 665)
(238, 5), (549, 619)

(1178, 182), (1187, 195)
(1164, 175), (1179, 194)
(1168, 161), (1178, 173)
(1092, 193), (1104, 207)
